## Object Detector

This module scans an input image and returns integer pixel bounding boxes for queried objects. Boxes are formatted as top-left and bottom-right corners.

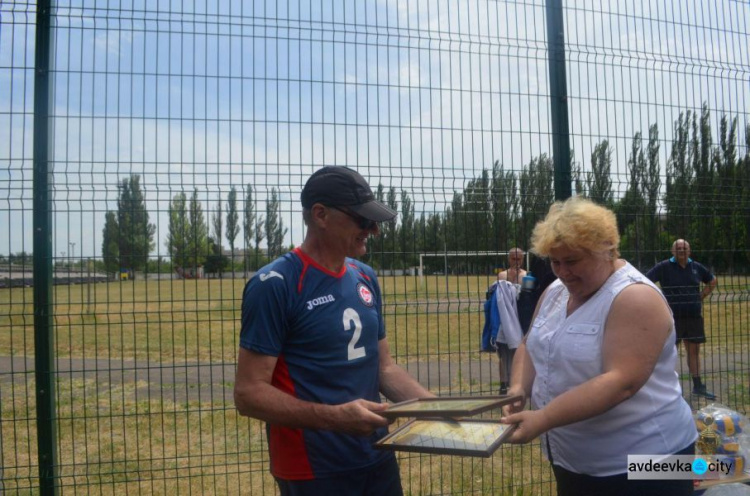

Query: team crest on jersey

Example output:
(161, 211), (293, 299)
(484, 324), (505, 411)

(357, 283), (374, 307)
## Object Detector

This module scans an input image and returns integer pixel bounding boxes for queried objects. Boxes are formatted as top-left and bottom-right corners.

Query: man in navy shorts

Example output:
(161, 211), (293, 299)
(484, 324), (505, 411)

(647, 239), (717, 399)
(234, 166), (434, 495)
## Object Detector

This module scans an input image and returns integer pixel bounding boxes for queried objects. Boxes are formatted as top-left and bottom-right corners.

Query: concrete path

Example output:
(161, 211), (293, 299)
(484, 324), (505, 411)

(1, 349), (747, 407)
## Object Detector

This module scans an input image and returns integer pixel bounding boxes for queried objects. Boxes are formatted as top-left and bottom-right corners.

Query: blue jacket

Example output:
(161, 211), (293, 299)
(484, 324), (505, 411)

(481, 282), (500, 351)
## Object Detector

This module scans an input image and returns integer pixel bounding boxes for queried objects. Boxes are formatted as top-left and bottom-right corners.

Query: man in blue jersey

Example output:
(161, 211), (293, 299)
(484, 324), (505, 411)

(234, 166), (433, 496)
(646, 239), (717, 399)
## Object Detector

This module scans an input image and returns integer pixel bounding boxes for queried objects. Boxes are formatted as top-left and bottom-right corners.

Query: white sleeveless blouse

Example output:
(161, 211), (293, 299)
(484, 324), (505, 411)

(527, 261), (697, 476)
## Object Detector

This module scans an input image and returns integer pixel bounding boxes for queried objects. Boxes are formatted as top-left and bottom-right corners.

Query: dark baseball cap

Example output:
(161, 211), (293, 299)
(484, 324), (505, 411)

(301, 166), (397, 222)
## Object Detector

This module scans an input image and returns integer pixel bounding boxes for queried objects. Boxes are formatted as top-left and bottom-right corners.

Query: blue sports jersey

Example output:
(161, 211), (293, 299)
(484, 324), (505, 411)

(239, 248), (392, 480)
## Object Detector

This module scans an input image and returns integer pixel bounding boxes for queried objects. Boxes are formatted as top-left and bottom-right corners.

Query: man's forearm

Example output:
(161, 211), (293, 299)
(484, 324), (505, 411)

(379, 364), (434, 403)
(235, 381), (336, 430)
(702, 279), (717, 299)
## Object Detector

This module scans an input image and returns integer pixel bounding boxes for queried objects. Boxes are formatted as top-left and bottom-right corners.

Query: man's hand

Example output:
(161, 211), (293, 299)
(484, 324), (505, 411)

(331, 399), (390, 436)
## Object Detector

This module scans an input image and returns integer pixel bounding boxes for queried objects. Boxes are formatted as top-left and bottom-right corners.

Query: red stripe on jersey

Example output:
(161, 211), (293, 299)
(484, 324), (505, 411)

(348, 262), (371, 281)
(269, 354), (315, 480)
(297, 261), (309, 294)
(294, 247), (347, 278)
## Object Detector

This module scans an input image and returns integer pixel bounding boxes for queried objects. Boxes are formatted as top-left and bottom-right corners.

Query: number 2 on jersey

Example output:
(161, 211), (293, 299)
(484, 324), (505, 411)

(343, 307), (366, 360)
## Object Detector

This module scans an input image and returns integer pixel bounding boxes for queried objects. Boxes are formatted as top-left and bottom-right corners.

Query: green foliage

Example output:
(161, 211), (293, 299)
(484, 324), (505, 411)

(204, 238), (230, 275)
(166, 193), (189, 269)
(101, 211), (119, 274)
(116, 175), (155, 273)
(491, 161), (519, 250)
(166, 190), (210, 271)
(187, 189), (210, 269)
(380, 186), (399, 255)
(614, 126), (663, 268)
(519, 154), (554, 242)
(665, 110), (695, 239)
(243, 184), (265, 270)
(96, 108), (750, 276)
(225, 187), (240, 256)
(399, 190), (415, 268)
(244, 247), (269, 272)
(587, 140), (614, 207)
(145, 256), (172, 274)
(212, 199), (223, 252)
(265, 188), (288, 260)
(645, 124), (661, 212)
(463, 170), (493, 252)
(661, 103), (749, 271)
(365, 107), (750, 274)
(714, 116), (741, 270)
(7, 252), (32, 265)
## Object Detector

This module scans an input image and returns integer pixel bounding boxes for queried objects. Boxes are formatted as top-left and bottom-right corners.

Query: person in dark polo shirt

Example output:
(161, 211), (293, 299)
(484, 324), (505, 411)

(646, 239), (717, 399)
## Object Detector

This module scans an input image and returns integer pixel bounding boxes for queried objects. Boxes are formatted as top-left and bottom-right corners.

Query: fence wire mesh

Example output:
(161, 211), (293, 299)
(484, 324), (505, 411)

(1, 0), (749, 494)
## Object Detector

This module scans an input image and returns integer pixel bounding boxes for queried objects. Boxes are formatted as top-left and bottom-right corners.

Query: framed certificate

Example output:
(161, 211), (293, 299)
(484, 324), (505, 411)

(374, 418), (515, 457)
(379, 395), (521, 420)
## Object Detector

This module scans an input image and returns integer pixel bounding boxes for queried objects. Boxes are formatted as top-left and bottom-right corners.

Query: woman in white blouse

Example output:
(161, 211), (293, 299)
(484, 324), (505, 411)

(502, 197), (696, 496)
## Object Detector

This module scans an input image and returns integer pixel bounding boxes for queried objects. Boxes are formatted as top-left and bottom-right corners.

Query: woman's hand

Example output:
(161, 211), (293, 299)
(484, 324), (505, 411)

(500, 409), (550, 444)
(502, 387), (526, 416)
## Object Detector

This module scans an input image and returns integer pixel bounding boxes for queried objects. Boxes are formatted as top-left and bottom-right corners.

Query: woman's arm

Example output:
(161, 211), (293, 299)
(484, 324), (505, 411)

(503, 286), (550, 415)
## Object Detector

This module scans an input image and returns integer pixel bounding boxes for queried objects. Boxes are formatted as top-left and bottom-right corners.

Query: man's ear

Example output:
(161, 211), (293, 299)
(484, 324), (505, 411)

(309, 203), (329, 228)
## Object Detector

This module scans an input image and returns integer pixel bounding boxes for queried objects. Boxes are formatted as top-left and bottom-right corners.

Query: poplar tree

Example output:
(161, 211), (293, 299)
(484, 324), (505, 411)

(187, 189), (210, 270)
(587, 141), (614, 207)
(212, 199), (223, 253)
(166, 193), (189, 270)
(101, 211), (119, 275)
(265, 188), (287, 259)
(226, 187), (240, 272)
(116, 175), (155, 275)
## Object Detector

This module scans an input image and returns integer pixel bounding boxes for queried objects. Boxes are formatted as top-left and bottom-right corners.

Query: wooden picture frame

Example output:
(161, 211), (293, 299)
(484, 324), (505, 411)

(379, 395), (522, 420)
(374, 418), (516, 457)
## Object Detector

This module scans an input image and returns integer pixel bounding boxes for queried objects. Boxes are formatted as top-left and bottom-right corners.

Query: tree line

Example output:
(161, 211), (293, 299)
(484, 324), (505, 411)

(101, 179), (289, 276)
(97, 104), (749, 276)
(372, 104), (749, 274)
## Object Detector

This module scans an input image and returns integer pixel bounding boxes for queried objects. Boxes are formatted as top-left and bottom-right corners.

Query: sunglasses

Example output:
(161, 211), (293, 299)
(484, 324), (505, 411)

(329, 206), (378, 230)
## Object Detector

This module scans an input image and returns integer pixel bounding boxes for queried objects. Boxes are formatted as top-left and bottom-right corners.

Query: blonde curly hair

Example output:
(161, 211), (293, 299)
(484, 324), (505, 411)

(531, 197), (620, 259)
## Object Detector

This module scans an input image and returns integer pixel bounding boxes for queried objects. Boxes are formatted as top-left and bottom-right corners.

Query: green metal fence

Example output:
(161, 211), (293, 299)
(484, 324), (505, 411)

(1, 0), (749, 494)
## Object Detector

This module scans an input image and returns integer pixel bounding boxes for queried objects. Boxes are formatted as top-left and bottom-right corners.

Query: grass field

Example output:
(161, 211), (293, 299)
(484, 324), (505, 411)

(1, 274), (748, 494)
(2, 274), (747, 360)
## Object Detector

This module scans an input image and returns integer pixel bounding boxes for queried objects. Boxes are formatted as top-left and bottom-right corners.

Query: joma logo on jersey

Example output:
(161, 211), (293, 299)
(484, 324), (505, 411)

(306, 295), (335, 310)
(259, 271), (284, 282)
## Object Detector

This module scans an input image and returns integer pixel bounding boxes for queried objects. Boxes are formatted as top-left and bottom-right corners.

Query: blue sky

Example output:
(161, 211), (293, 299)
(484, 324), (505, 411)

(1, 0), (748, 259)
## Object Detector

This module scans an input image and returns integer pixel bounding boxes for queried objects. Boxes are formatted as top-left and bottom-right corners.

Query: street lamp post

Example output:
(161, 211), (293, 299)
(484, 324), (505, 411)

(69, 242), (76, 267)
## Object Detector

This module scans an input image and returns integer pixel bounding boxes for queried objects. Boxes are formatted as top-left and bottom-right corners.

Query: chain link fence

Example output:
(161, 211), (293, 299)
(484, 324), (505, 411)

(1, 0), (749, 494)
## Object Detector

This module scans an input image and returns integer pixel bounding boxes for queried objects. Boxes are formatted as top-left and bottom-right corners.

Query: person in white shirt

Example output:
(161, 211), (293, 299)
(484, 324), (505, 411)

(494, 248), (527, 393)
(501, 197), (696, 496)
(497, 247), (527, 285)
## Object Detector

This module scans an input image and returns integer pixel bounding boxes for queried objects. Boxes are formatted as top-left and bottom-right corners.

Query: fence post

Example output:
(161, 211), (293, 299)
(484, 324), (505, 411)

(546, 0), (572, 201)
(32, 0), (59, 494)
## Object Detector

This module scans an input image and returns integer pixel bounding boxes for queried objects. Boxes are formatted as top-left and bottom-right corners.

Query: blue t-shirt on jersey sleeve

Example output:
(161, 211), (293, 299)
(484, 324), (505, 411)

(240, 248), (392, 480)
